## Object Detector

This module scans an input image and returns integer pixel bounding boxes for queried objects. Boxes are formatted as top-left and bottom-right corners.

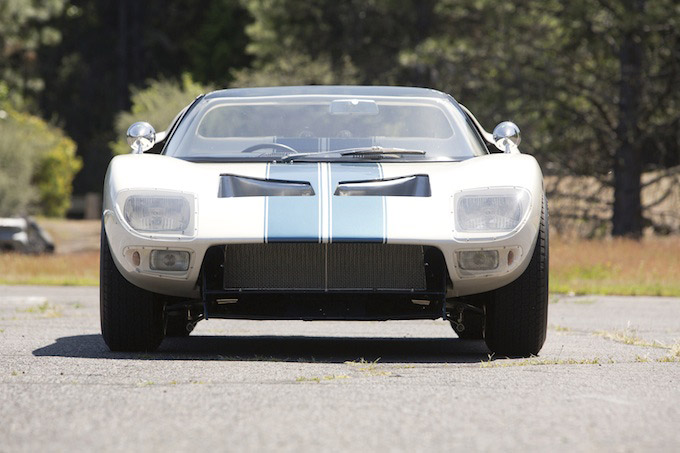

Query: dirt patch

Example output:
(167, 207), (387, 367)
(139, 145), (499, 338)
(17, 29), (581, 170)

(39, 218), (100, 254)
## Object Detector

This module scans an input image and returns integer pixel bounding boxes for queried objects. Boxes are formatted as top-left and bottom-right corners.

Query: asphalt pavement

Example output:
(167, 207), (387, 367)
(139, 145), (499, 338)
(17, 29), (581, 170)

(1, 285), (678, 452)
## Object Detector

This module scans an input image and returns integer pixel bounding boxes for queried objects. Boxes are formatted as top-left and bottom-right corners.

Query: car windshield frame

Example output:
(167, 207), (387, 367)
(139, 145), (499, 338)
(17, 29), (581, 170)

(163, 92), (488, 163)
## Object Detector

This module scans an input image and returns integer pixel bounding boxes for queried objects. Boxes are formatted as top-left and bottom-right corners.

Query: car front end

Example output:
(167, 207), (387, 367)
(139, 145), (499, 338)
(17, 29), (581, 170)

(103, 152), (543, 308)
(101, 86), (548, 356)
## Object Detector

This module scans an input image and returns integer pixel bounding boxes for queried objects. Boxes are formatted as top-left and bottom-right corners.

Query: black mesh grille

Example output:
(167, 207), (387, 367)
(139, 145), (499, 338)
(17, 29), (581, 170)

(224, 243), (323, 289)
(224, 243), (426, 291)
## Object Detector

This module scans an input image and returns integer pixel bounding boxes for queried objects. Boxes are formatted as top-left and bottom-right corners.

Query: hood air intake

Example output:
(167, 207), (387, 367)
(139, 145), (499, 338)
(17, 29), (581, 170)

(335, 174), (431, 197)
(219, 174), (314, 197)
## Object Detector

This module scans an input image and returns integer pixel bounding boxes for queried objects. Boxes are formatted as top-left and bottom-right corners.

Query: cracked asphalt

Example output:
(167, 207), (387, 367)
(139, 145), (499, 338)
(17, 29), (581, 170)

(1, 285), (678, 452)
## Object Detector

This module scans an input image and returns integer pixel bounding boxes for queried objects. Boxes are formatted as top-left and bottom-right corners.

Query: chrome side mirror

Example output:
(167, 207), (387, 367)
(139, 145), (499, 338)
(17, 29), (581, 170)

(126, 122), (156, 154)
(492, 121), (521, 153)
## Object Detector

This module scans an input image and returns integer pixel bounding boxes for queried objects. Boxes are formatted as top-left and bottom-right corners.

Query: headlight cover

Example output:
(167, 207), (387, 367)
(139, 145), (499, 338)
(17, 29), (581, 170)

(123, 195), (191, 233)
(454, 188), (531, 234)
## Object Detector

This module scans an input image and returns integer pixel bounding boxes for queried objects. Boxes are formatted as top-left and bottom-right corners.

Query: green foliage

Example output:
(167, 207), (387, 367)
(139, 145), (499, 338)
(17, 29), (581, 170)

(111, 75), (210, 156)
(240, 0), (431, 86)
(33, 136), (82, 217)
(0, 109), (36, 216)
(0, 0), (67, 108)
(185, 0), (251, 85)
(0, 106), (80, 217)
(232, 53), (358, 87)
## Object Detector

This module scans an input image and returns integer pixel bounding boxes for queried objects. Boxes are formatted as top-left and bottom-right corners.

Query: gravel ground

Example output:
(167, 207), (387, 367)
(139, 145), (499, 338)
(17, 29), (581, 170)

(0, 286), (678, 452)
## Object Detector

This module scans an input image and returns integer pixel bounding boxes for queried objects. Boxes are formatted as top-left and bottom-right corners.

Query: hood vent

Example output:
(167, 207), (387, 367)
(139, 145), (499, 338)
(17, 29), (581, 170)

(219, 174), (314, 197)
(335, 174), (431, 197)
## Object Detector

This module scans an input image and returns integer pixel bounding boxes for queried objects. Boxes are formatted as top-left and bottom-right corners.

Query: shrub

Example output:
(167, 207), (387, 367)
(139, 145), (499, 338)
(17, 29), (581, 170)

(33, 137), (82, 217)
(0, 106), (81, 217)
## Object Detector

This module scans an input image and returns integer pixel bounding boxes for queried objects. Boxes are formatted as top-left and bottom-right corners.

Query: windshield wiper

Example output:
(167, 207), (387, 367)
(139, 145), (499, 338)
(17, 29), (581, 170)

(279, 146), (426, 162)
(278, 149), (346, 162)
(338, 146), (426, 157)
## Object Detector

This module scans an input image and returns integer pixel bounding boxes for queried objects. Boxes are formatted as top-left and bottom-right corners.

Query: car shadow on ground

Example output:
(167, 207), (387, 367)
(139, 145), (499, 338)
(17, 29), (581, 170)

(33, 334), (491, 364)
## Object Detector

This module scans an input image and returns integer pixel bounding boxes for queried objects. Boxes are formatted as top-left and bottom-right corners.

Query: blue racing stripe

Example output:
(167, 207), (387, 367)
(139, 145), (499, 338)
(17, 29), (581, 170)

(266, 163), (320, 242)
(330, 163), (384, 243)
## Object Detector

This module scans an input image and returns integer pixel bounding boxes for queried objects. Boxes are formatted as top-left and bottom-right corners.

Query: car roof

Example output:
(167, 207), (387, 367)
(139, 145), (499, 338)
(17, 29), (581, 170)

(204, 85), (455, 101)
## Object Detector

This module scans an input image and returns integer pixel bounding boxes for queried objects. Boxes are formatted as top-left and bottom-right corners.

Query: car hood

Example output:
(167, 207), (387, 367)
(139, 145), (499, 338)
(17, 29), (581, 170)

(104, 153), (543, 244)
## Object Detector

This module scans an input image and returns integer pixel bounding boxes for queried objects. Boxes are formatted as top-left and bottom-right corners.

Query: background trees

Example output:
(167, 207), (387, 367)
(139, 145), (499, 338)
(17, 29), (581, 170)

(0, 0), (677, 236)
(0, 106), (80, 217)
(0, 0), (80, 217)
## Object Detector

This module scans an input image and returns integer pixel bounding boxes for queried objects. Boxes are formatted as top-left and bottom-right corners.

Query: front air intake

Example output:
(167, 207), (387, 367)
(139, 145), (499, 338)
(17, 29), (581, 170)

(223, 243), (427, 291)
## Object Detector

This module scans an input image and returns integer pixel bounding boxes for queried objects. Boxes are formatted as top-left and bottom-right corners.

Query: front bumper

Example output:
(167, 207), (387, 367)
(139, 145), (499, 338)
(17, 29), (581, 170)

(103, 207), (539, 300)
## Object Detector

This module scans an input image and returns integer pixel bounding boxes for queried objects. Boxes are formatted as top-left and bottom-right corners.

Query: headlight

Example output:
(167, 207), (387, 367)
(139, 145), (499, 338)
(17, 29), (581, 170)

(455, 188), (530, 233)
(123, 196), (191, 232)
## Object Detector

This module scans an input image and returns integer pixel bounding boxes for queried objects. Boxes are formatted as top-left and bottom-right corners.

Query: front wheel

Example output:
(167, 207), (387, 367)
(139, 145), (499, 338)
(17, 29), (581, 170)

(484, 197), (549, 357)
(100, 224), (165, 352)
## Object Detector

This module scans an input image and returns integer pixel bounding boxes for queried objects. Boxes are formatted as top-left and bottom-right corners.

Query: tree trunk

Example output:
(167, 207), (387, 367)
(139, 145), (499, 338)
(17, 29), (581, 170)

(117, 0), (128, 111)
(612, 0), (645, 237)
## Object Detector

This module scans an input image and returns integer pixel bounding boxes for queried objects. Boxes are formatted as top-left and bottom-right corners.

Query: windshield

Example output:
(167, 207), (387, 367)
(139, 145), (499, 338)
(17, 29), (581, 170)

(164, 94), (486, 162)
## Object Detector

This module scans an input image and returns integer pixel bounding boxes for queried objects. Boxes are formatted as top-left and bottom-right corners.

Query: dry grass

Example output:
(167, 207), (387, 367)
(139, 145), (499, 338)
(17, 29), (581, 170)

(344, 358), (392, 376)
(0, 251), (99, 286)
(17, 301), (63, 317)
(0, 218), (99, 285)
(550, 235), (680, 296)
(657, 343), (680, 363)
(295, 375), (350, 383)
(480, 356), (610, 368)
(39, 218), (101, 254)
(596, 326), (680, 363)
(595, 326), (669, 349)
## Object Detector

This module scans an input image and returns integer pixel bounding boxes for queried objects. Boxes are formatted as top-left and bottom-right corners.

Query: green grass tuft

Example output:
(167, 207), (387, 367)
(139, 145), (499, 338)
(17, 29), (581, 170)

(17, 302), (62, 317)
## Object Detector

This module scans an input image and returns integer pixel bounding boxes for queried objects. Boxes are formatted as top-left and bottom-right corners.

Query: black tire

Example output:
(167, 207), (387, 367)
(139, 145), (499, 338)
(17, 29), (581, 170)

(100, 225), (165, 352)
(484, 197), (549, 357)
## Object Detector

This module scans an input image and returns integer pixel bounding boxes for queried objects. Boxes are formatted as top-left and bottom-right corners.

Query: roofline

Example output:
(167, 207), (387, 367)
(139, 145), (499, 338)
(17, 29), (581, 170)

(204, 85), (456, 101)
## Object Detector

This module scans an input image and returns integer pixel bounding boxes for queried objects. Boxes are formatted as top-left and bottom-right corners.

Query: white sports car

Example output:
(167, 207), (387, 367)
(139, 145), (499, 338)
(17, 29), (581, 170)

(101, 86), (548, 356)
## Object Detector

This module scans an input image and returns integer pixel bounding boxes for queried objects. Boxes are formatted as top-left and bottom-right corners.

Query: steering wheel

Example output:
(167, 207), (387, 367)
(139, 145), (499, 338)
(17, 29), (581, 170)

(242, 143), (298, 154)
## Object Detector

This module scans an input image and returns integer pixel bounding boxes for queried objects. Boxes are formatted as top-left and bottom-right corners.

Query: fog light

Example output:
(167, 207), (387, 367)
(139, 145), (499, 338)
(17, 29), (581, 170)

(458, 250), (499, 271)
(150, 250), (190, 271)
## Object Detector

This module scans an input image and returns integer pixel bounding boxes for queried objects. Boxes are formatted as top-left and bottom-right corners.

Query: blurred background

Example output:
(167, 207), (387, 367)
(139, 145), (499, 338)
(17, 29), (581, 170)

(0, 0), (678, 293)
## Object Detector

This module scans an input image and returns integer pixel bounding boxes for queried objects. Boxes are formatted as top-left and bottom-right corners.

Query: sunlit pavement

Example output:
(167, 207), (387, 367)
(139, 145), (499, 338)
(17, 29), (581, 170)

(1, 286), (679, 452)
